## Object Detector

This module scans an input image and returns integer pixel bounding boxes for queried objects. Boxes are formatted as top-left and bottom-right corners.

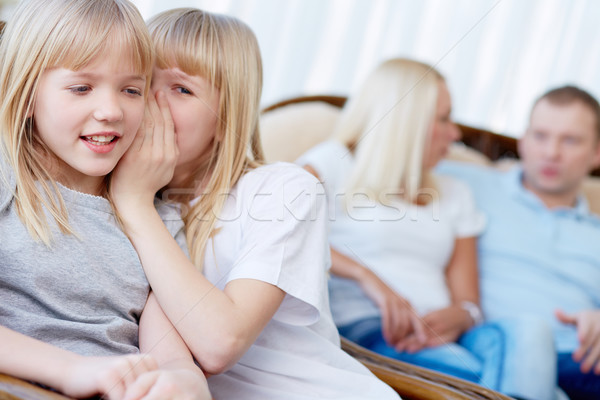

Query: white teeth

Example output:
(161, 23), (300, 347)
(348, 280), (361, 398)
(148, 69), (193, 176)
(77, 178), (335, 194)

(86, 135), (115, 144)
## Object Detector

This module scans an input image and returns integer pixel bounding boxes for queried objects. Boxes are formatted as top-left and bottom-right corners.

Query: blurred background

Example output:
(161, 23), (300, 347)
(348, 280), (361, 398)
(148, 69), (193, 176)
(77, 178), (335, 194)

(1, 0), (599, 138)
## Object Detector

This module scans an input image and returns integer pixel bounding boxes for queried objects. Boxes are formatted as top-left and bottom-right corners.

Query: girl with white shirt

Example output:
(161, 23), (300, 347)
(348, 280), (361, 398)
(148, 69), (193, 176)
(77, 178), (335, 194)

(111, 8), (399, 400)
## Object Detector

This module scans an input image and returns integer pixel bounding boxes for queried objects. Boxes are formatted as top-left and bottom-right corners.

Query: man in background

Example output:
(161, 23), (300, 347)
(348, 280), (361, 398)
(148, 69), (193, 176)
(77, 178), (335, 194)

(439, 85), (600, 400)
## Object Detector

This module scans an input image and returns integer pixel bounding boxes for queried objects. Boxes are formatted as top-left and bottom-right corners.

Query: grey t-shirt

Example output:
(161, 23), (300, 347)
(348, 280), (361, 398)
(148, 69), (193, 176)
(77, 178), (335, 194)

(0, 159), (185, 357)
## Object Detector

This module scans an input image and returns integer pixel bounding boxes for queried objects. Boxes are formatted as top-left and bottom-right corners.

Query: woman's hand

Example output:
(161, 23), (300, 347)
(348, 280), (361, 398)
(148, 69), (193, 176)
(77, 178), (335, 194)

(357, 269), (426, 348)
(111, 90), (177, 212)
(329, 249), (426, 348)
(400, 305), (472, 352)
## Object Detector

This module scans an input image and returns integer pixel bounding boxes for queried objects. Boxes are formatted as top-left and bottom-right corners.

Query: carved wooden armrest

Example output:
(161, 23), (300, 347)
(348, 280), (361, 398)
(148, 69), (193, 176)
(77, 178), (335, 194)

(0, 374), (73, 400)
(341, 337), (513, 400)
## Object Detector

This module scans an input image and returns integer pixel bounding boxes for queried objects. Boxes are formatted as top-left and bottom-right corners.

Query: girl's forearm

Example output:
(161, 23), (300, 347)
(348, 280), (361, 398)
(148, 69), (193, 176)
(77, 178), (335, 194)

(0, 325), (78, 391)
(120, 204), (281, 373)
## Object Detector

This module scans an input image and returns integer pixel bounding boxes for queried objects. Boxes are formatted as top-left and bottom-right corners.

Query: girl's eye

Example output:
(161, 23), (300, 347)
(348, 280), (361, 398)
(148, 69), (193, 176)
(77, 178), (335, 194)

(176, 86), (192, 95)
(69, 85), (90, 94)
(124, 87), (143, 97)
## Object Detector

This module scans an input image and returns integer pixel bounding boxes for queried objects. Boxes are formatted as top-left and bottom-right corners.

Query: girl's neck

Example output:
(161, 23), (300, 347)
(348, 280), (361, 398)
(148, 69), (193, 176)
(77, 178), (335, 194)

(46, 158), (105, 196)
(56, 175), (105, 196)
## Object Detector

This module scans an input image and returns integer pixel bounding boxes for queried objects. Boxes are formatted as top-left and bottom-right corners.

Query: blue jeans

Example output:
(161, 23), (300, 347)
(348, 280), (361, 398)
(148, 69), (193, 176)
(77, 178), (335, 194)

(339, 316), (557, 400)
(558, 352), (600, 400)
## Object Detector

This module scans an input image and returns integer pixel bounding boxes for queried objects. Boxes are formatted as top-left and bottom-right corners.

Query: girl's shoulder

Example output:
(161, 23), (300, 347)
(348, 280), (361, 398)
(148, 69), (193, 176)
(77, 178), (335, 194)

(231, 162), (325, 221)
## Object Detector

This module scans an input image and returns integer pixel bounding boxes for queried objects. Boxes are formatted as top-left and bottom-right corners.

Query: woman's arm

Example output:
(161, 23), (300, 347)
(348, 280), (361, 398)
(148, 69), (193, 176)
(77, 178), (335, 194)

(446, 236), (480, 308)
(0, 325), (158, 399)
(409, 236), (480, 350)
(331, 248), (425, 349)
(303, 164), (425, 349)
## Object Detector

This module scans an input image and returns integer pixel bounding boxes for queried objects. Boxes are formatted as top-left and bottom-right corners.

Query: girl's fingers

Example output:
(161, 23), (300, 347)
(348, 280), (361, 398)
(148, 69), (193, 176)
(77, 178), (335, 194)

(145, 91), (162, 147)
(106, 355), (150, 391)
(155, 91), (175, 147)
(127, 354), (158, 381)
(123, 372), (157, 400)
(131, 109), (149, 152)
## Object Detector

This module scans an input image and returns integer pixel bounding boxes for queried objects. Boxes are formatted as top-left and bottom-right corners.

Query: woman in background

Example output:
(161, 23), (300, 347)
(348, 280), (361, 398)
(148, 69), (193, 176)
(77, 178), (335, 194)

(297, 58), (557, 400)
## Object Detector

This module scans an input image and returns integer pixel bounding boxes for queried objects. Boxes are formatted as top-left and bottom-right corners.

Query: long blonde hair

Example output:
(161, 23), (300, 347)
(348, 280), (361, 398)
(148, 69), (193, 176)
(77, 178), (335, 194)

(335, 58), (443, 204)
(148, 8), (264, 269)
(0, 0), (153, 245)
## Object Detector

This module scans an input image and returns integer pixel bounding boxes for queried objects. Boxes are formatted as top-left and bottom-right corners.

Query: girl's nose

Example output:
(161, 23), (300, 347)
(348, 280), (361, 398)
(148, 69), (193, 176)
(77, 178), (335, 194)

(93, 91), (123, 122)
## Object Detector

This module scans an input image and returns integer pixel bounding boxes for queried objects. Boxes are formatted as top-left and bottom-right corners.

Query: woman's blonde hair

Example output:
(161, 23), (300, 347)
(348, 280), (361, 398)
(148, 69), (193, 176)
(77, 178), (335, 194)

(148, 8), (264, 269)
(335, 58), (443, 204)
(0, 0), (153, 245)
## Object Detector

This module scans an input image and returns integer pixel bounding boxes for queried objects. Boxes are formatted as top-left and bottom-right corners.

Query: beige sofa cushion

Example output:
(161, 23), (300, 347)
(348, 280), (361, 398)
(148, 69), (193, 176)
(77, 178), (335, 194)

(260, 100), (600, 215)
(583, 179), (600, 215)
(260, 101), (340, 163)
(445, 143), (491, 166)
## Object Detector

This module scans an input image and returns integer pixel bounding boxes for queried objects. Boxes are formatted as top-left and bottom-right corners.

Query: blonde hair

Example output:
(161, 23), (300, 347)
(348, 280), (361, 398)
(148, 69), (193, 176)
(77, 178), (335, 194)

(148, 8), (264, 269)
(0, 0), (153, 245)
(335, 58), (443, 204)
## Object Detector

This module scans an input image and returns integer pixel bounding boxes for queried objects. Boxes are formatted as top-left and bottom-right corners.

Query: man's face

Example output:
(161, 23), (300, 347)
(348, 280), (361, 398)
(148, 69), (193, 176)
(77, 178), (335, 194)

(519, 98), (600, 198)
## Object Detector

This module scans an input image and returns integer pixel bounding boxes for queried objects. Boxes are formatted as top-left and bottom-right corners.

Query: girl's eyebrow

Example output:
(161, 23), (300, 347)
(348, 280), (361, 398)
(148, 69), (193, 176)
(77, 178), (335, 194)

(169, 69), (206, 89)
(171, 72), (194, 85)
(69, 71), (146, 83)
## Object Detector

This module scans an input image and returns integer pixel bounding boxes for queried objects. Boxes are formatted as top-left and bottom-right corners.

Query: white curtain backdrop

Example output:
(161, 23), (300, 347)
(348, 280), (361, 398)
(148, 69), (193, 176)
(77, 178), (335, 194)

(134, 1), (600, 137)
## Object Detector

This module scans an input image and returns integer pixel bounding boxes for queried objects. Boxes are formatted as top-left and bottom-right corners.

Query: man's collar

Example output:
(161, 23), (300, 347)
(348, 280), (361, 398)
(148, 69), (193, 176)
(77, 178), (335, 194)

(504, 166), (590, 217)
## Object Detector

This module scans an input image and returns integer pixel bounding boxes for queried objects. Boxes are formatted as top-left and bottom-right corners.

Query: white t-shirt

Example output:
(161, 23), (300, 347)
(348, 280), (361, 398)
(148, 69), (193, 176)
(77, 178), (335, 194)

(202, 162), (399, 399)
(297, 141), (485, 326)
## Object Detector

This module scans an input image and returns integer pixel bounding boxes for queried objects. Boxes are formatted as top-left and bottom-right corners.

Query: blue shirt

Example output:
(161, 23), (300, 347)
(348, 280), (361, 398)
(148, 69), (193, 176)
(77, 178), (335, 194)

(438, 161), (600, 353)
